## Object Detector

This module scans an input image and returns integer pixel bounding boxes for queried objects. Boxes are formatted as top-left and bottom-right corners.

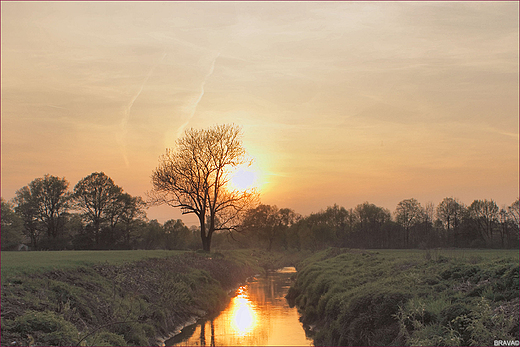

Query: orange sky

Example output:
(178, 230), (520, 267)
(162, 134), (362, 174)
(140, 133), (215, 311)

(1, 2), (518, 225)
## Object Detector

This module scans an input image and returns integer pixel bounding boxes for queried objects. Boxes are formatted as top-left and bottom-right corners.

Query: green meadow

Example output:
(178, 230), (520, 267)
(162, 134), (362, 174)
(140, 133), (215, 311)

(1, 248), (518, 346)
(1, 250), (185, 281)
(0, 248), (308, 346)
(0, 250), (260, 346)
(287, 248), (519, 346)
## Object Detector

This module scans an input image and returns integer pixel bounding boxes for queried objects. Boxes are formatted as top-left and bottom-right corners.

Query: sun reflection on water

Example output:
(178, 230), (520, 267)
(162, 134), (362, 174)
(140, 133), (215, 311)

(168, 268), (313, 346)
(230, 285), (257, 336)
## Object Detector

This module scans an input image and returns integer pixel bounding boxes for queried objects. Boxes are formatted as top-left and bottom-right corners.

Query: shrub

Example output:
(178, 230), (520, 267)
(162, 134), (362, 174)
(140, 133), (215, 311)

(338, 291), (410, 346)
(84, 331), (127, 346)
(12, 310), (79, 346)
(112, 321), (152, 346)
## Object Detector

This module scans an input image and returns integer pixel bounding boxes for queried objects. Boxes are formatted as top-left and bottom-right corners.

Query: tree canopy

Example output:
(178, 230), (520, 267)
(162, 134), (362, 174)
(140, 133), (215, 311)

(13, 175), (70, 249)
(150, 124), (259, 251)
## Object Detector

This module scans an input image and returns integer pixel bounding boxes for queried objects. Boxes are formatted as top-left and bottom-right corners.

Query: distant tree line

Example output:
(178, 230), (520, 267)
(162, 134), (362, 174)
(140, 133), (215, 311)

(235, 198), (519, 251)
(2, 173), (518, 251)
(1, 173), (199, 251)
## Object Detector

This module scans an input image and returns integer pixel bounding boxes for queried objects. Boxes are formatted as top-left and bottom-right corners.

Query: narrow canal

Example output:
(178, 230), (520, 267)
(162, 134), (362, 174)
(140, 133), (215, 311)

(166, 267), (313, 346)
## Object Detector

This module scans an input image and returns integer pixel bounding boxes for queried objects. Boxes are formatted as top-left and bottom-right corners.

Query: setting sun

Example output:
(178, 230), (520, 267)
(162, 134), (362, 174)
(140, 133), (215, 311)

(1, 2), (518, 347)
(1, 2), (516, 225)
(228, 159), (266, 192)
(231, 168), (257, 191)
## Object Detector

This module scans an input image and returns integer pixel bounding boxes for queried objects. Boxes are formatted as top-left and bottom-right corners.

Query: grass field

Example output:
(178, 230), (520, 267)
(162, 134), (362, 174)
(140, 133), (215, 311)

(1, 248), (518, 346)
(364, 248), (518, 264)
(379, 248), (518, 258)
(0, 250), (185, 281)
(288, 248), (519, 346)
(0, 250), (261, 346)
(310, 248), (518, 260)
(0, 248), (313, 282)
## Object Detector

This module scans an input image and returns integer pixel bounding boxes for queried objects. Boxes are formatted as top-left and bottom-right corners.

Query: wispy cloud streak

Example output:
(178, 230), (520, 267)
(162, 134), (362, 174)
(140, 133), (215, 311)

(119, 53), (167, 166)
(175, 51), (221, 140)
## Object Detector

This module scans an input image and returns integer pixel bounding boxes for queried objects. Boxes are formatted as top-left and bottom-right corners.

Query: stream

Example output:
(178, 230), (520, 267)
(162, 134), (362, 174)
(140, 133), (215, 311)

(166, 267), (313, 346)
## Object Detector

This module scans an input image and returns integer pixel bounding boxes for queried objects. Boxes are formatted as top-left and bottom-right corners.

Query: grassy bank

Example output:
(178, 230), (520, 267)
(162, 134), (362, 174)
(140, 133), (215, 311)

(1, 251), (265, 346)
(1, 250), (187, 281)
(0, 249), (311, 346)
(287, 248), (519, 346)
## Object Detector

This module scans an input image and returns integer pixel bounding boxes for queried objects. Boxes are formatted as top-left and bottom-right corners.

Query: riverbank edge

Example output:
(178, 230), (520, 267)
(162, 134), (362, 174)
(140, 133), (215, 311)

(1, 251), (265, 346)
(286, 248), (519, 346)
(155, 310), (203, 346)
(156, 273), (260, 346)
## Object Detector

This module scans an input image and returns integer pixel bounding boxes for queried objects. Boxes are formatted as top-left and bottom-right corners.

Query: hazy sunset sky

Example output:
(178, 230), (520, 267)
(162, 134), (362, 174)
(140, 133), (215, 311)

(1, 1), (518, 225)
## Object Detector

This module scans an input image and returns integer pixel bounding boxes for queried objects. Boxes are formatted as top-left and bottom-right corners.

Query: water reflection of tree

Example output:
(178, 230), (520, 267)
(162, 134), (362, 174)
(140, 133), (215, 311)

(193, 320), (215, 346)
(211, 321), (215, 347)
(200, 320), (205, 346)
(189, 318), (267, 346)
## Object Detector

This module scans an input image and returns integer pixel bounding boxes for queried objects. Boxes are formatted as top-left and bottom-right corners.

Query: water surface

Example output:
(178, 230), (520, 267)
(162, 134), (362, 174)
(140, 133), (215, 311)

(167, 267), (312, 346)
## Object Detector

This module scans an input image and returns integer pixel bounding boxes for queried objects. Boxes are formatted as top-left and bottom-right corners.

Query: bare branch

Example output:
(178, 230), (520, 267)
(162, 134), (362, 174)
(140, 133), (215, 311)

(150, 124), (259, 251)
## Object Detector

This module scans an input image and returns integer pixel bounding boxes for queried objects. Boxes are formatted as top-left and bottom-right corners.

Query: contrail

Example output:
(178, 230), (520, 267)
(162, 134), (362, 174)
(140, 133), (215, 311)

(119, 53), (167, 166)
(175, 51), (221, 140)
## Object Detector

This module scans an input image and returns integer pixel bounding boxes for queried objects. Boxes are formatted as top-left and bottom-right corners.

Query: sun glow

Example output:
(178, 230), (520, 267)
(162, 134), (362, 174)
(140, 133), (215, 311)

(230, 286), (257, 336)
(230, 168), (257, 191)
(228, 161), (265, 192)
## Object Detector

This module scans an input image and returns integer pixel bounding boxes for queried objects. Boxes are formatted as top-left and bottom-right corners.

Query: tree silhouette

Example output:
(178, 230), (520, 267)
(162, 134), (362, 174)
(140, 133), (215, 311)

(395, 198), (425, 247)
(13, 175), (70, 249)
(468, 199), (499, 243)
(436, 197), (466, 231)
(73, 172), (123, 247)
(150, 124), (258, 252)
(241, 204), (299, 251)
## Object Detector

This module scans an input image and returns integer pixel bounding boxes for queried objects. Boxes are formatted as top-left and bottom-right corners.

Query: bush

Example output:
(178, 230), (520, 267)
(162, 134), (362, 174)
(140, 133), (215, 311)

(12, 310), (79, 346)
(84, 331), (127, 346)
(112, 322), (154, 346)
(338, 291), (410, 346)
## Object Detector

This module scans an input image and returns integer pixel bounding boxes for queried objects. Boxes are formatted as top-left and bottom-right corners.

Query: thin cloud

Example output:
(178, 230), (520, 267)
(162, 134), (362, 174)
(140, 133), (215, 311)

(118, 52), (167, 166)
(175, 51), (221, 140)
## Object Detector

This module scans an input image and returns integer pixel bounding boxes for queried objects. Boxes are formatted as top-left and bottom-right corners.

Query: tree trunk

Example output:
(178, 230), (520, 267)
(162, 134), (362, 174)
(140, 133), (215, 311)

(203, 230), (213, 252)
(31, 232), (38, 250)
(93, 219), (101, 247)
(199, 215), (212, 252)
(202, 237), (211, 252)
(124, 227), (129, 248)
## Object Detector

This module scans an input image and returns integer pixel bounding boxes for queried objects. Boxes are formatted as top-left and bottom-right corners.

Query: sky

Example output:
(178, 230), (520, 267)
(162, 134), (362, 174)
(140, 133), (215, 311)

(1, 1), (518, 225)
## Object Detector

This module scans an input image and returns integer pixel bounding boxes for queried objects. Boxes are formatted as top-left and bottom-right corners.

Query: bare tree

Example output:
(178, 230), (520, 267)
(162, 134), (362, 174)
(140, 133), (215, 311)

(150, 124), (259, 252)
(13, 175), (70, 248)
(73, 172), (123, 247)
(1, 198), (24, 250)
(395, 198), (425, 247)
(163, 219), (191, 250)
(436, 197), (466, 231)
(507, 198), (519, 228)
(118, 194), (147, 248)
(506, 199), (520, 247)
(241, 204), (298, 251)
(424, 202), (435, 224)
(468, 199), (499, 243)
(354, 202), (391, 248)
